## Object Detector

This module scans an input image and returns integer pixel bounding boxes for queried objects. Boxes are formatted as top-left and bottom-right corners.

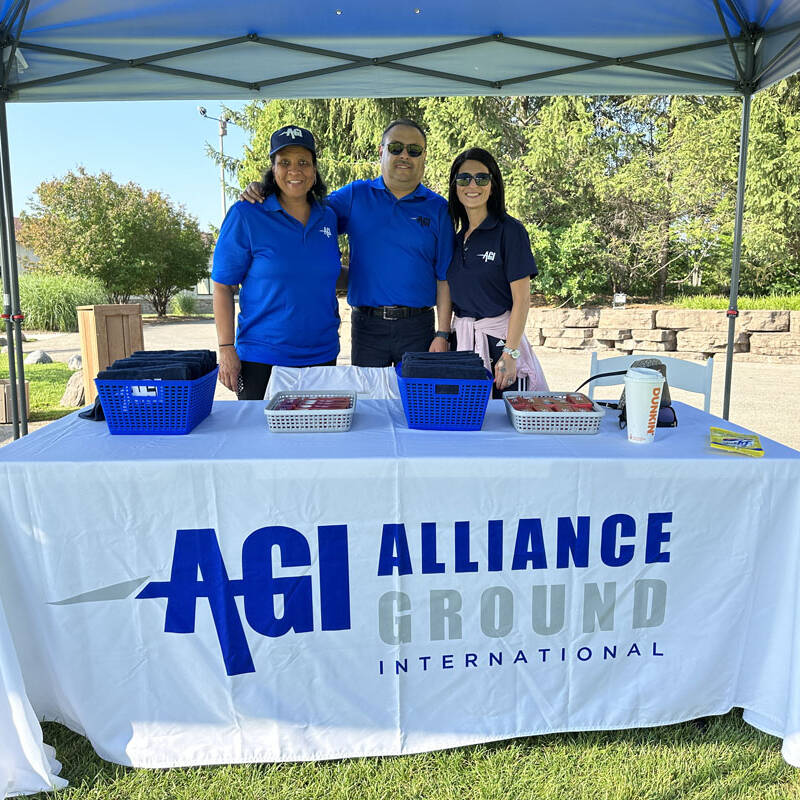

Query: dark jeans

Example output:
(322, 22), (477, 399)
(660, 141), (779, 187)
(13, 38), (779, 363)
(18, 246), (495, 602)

(351, 308), (435, 367)
(238, 358), (337, 401)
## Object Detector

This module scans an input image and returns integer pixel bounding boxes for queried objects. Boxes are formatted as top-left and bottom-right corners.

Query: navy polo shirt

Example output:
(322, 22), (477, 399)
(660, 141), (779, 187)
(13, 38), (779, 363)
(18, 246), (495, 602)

(327, 177), (455, 308)
(447, 213), (537, 319)
(211, 196), (341, 366)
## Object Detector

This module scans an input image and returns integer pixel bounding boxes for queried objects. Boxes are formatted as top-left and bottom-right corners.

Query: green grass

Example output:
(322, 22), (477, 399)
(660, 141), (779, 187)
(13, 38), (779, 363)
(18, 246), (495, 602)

(668, 294), (800, 310)
(0, 362), (76, 421)
(30, 712), (800, 799)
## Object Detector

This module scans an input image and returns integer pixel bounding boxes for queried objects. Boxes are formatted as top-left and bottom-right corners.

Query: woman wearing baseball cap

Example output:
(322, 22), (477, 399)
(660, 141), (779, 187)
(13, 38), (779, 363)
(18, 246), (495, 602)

(211, 125), (342, 399)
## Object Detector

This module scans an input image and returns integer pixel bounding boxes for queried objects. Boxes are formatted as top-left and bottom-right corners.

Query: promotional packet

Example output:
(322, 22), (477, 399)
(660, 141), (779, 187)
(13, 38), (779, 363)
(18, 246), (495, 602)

(709, 426), (764, 457)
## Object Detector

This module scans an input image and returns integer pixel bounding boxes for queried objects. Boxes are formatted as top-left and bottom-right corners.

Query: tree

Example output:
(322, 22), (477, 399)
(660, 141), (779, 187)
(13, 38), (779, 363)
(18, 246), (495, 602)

(18, 168), (212, 313)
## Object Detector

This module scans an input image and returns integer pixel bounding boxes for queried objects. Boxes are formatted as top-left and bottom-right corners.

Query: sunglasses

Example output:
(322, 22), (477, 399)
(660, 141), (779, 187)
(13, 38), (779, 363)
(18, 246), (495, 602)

(454, 172), (492, 187)
(385, 141), (425, 158)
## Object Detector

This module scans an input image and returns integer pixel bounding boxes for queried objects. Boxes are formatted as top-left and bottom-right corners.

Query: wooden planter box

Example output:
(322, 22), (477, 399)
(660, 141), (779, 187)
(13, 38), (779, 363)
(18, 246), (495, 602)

(77, 304), (144, 403)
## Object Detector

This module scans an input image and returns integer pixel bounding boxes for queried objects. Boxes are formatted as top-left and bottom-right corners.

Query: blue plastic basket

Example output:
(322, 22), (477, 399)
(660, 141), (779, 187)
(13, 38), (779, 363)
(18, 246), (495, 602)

(395, 363), (493, 431)
(94, 366), (218, 435)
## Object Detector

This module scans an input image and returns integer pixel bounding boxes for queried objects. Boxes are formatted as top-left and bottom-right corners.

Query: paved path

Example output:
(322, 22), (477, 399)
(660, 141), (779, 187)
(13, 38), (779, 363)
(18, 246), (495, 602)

(3, 318), (799, 451)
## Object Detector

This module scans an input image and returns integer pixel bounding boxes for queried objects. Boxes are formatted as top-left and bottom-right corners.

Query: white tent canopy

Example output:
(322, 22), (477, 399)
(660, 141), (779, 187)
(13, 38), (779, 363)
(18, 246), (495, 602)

(1, 0), (799, 433)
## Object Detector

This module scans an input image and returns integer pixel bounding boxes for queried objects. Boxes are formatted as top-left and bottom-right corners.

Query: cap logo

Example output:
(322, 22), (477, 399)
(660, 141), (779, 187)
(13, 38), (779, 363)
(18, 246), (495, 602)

(281, 127), (304, 139)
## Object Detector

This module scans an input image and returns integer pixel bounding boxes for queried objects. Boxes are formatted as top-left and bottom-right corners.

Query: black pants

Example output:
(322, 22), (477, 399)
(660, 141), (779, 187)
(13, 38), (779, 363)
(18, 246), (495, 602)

(238, 359), (338, 401)
(351, 308), (435, 367)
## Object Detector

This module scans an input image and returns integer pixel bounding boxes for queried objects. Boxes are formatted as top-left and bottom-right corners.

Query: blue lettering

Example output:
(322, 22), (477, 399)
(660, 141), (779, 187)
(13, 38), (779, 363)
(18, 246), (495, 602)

(513, 649), (528, 664)
(601, 514), (636, 567)
(455, 521), (479, 573)
(242, 526), (313, 637)
(377, 524), (413, 575)
(442, 654), (454, 669)
(556, 516), (590, 568)
(137, 525), (351, 677)
(421, 522), (445, 574)
(512, 519), (547, 570)
(489, 651), (503, 666)
(488, 520), (503, 571)
(645, 513), (672, 563)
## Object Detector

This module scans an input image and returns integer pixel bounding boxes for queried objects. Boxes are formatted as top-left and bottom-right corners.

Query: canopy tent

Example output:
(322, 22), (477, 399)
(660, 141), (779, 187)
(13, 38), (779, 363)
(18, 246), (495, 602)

(2, 0), (799, 437)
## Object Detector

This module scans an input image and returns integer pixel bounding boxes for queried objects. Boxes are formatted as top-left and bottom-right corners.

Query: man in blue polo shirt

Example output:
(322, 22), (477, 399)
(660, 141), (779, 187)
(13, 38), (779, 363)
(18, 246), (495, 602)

(243, 119), (455, 366)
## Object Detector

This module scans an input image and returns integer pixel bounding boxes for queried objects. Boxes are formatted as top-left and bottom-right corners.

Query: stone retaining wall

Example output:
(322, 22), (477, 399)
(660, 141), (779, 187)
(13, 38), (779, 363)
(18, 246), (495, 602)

(523, 308), (800, 360)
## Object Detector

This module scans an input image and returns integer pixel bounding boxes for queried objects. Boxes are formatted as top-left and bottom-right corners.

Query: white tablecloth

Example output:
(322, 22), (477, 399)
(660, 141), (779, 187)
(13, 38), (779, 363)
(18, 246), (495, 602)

(1, 399), (799, 771)
(0, 592), (66, 797)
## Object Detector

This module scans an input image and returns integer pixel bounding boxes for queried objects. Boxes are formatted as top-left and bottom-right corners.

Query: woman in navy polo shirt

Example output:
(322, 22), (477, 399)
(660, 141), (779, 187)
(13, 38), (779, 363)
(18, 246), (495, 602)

(445, 147), (548, 398)
(212, 125), (341, 400)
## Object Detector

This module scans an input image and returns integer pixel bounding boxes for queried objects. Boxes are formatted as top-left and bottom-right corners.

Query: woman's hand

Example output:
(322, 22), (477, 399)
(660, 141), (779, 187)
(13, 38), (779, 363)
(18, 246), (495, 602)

(494, 352), (517, 391)
(218, 346), (242, 393)
(240, 182), (265, 204)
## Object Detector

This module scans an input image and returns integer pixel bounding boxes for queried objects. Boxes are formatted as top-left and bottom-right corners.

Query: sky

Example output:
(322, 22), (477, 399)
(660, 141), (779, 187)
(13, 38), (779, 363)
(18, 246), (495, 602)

(8, 99), (251, 233)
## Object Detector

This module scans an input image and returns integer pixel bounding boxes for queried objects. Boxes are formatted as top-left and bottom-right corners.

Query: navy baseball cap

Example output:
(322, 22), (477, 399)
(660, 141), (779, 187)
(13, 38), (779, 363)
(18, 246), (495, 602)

(269, 125), (317, 158)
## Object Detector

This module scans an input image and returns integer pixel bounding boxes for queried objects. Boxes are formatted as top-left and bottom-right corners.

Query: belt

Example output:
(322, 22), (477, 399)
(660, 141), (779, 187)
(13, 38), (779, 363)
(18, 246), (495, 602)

(356, 305), (432, 320)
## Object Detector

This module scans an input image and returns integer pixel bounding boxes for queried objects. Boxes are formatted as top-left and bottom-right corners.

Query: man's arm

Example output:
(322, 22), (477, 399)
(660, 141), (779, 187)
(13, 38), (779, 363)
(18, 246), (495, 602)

(240, 182), (264, 203)
(429, 280), (452, 353)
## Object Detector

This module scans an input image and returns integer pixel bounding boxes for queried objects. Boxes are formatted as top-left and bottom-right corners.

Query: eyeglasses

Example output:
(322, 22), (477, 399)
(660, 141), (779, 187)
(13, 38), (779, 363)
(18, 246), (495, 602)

(385, 141), (425, 158)
(454, 172), (492, 187)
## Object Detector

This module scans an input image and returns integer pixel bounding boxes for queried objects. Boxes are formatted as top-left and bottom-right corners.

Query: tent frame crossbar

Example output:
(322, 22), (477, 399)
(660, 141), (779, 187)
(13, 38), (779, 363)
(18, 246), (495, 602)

(8, 32), (748, 95)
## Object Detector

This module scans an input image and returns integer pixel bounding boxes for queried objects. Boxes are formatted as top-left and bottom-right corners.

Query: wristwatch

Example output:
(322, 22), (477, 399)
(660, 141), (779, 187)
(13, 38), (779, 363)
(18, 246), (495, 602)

(503, 345), (520, 359)
(434, 331), (451, 340)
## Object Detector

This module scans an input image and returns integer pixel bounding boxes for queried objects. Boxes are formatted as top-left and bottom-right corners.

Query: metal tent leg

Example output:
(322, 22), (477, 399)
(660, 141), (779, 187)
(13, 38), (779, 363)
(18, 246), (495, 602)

(0, 100), (27, 436)
(722, 91), (752, 421)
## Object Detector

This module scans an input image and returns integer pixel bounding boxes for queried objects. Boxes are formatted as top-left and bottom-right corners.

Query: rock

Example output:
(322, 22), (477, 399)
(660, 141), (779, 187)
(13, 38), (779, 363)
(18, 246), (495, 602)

(628, 341), (674, 352)
(631, 328), (676, 343)
(738, 310), (789, 332)
(526, 329), (545, 347)
(60, 370), (85, 407)
(527, 309), (600, 328)
(68, 354), (82, 371)
(0, 337), (5, 346)
(676, 331), (748, 352)
(598, 309), (656, 329)
(655, 309), (727, 331)
(594, 328), (631, 340)
(790, 311), (800, 334)
(24, 350), (53, 364)
(749, 333), (800, 355)
(541, 327), (593, 339)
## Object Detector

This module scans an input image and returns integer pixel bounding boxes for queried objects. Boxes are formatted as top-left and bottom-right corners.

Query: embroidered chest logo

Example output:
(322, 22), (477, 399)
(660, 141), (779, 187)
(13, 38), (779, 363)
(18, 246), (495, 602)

(281, 127), (304, 139)
(479, 251), (496, 262)
(413, 215), (431, 228)
(319, 226), (332, 238)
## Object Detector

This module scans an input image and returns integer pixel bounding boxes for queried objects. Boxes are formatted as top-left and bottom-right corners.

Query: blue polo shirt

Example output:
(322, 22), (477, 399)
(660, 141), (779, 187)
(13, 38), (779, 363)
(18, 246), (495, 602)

(327, 177), (455, 308)
(211, 196), (341, 366)
(447, 213), (537, 319)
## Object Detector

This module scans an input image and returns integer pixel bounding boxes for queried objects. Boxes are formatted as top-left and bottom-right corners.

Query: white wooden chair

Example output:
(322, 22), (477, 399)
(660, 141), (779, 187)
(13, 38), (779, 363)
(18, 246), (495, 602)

(587, 353), (714, 412)
(266, 365), (401, 400)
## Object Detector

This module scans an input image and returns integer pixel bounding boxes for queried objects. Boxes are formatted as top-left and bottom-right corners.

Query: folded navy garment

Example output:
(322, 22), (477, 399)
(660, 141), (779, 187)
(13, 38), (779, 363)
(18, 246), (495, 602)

(128, 349), (217, 374)
(109, 357), (208, 379)
(96, 364), (194, 380)
(401, 351), (488, 380)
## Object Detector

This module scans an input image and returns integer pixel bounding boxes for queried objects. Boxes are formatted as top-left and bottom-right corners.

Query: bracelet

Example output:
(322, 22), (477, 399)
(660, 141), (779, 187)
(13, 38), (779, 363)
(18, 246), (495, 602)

(219, 343), (235, 347)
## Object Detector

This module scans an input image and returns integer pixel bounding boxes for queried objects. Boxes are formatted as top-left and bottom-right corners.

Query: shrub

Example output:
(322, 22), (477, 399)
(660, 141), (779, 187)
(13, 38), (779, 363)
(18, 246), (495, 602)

(18, 271), (107, 331)
(169, 292), (198, 316)
(669, 293), (800, 310)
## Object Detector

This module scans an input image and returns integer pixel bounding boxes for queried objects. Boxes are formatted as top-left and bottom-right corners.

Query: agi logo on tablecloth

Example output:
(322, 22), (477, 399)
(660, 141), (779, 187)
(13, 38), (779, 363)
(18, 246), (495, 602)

(129, 512), (674, 677)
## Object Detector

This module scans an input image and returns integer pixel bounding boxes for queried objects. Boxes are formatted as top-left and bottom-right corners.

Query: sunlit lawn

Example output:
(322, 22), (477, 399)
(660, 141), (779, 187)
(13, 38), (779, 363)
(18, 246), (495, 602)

(0, 362), (76, 421)
(28, 712), (800, 800)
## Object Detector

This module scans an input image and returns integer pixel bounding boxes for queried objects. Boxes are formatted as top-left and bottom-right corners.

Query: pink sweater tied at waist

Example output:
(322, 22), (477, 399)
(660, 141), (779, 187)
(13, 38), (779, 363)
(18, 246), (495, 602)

(452, 311), (549, 391)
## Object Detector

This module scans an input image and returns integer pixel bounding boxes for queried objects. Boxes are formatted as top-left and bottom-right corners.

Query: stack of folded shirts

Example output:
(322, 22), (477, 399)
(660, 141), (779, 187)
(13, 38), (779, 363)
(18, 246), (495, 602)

(401, 351), (488, 380)
(96, 349), (217, 381)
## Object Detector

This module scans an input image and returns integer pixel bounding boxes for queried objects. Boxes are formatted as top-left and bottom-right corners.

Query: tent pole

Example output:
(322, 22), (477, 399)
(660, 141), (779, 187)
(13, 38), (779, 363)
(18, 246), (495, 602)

(0, 142), (19, 438)
(722, 90), (752, 421)
(0, 99), (27, 436)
